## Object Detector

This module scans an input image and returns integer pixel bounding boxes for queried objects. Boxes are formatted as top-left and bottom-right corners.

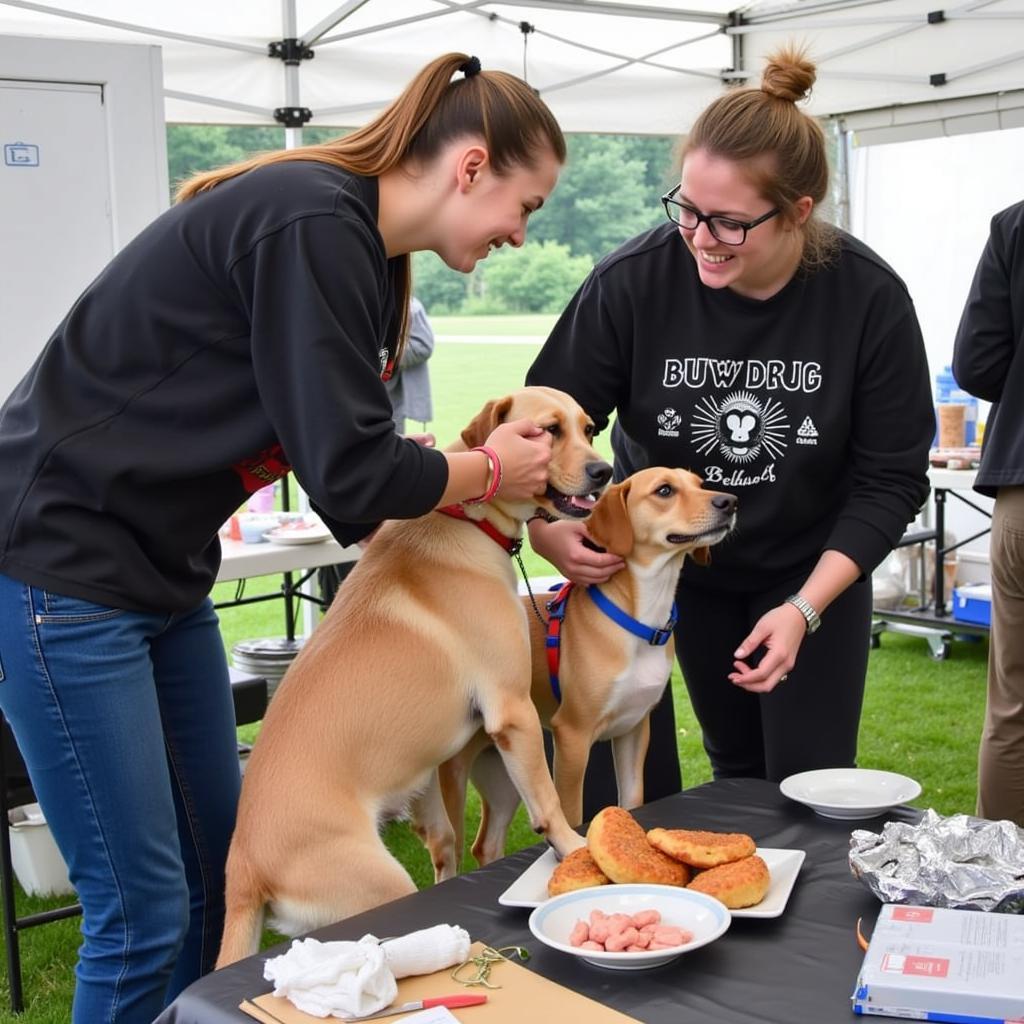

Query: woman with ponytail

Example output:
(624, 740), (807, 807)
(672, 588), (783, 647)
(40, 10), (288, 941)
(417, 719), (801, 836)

(0, 54), (563, 1024)
(527, 46), (934, 802)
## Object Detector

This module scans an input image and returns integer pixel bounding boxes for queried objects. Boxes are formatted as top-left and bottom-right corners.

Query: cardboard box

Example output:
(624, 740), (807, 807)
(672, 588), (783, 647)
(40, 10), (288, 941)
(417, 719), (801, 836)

(8, 803), (75, 896)
(953, 584), (992, 627)
(852, 904), (1024, 1022)
(242, 941), (642, 1024)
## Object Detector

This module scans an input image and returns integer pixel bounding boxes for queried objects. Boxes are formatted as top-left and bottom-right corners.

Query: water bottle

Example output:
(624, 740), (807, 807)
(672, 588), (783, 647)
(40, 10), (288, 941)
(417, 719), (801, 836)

(934, 365), (979, 446)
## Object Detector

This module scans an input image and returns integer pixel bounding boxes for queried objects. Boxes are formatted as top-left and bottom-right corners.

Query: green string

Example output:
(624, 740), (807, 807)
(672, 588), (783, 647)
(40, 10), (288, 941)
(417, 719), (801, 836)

(451, 945), (530, 989)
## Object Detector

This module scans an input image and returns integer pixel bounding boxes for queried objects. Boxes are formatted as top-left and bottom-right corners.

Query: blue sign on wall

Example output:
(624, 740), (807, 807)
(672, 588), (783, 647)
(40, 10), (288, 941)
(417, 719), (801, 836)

(4, 142), (40, 167)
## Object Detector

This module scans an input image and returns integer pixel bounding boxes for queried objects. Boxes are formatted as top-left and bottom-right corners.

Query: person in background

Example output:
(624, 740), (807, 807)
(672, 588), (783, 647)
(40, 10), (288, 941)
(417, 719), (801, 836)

(0, 53), (563, 1024)
(386, 295), (436, 436)
(526, 45), (933, 812)
(952, 199), (1024, 828)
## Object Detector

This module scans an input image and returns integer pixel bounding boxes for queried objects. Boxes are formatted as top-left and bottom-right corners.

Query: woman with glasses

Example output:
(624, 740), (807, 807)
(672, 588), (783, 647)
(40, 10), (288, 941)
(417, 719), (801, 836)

(526, 46), (933, 803)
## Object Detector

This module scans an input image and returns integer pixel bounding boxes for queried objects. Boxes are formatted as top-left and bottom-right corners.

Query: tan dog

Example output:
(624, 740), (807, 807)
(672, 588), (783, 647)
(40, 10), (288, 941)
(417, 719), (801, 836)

(433, 467), (736, 870)
(217, 386), (612, 966)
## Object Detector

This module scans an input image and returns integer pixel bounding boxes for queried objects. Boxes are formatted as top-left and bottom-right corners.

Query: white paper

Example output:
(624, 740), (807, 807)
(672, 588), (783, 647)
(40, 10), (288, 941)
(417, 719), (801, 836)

(400, 1008), (459, 1024)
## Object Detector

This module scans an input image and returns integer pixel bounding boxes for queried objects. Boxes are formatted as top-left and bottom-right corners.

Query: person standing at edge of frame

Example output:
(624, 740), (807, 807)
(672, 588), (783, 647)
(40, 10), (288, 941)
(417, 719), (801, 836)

(952, 199), (1024, 828)
(525, 44), (934, 814)
(0, 53), (565, 1024)
(387, 295), (436, 438)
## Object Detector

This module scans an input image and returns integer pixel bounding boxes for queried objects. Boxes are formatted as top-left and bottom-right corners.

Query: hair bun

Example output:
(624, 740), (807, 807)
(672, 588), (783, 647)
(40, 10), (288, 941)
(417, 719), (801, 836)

(761, 45), (816, 103)
(459, 56), (482, 78)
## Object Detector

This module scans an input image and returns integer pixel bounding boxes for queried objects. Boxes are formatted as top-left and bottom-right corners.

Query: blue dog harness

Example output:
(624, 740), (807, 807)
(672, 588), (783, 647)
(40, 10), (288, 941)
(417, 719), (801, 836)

(544, 582), (677, 704)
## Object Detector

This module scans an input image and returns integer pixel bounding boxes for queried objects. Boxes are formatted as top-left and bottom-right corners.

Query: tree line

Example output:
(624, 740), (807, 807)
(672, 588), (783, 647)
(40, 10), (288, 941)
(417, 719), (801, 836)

(167, 125), (679, 316)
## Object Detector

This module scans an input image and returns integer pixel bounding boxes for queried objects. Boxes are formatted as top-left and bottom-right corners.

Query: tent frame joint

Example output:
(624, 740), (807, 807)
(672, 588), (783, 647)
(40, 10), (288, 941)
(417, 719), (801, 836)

(268, 38), (315, 66)
(274, 106), (313, 128)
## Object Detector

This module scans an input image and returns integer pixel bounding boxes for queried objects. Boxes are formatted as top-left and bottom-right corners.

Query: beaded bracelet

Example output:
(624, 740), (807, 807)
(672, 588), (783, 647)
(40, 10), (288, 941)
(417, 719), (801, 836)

(464, 445), (503, 504)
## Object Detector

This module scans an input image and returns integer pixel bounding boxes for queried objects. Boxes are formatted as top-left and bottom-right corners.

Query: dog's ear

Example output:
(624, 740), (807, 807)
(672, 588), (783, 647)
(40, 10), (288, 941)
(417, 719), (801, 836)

(691, 546), (711, 566)
(586, 480), (634, 557)
(460, 396), (515, 449)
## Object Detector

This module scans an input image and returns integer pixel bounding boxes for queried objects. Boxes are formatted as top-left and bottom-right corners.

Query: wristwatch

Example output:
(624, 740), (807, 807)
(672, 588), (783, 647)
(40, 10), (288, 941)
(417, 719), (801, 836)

(785, 594), (821, 635)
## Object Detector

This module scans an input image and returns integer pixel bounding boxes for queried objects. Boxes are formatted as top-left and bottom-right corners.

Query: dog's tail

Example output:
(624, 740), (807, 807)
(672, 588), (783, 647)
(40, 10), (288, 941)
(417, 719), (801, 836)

(216, 854), (267, 968)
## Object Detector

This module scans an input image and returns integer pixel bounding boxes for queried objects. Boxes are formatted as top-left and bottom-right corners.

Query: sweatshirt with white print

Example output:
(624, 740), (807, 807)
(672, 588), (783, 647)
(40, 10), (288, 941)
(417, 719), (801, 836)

(527, 223), (933, 592)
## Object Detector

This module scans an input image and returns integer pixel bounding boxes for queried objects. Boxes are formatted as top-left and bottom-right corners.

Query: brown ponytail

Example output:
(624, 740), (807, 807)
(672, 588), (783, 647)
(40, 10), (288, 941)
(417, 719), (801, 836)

(175, 53), (565, 355)
(681, 45), (837, 270)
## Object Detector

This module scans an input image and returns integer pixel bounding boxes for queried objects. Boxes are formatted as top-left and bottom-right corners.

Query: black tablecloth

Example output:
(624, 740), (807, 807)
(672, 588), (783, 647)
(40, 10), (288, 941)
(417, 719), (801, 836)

(156, 778), (918, 1024)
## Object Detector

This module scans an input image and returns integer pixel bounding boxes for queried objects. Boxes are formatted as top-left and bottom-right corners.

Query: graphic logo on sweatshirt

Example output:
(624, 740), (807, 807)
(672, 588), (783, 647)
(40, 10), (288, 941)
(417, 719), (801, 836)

(796, 416), (819, 446)
(232, 445), (292, 494)
(657, 407), (682, 437)
(691, 390), (789, 464)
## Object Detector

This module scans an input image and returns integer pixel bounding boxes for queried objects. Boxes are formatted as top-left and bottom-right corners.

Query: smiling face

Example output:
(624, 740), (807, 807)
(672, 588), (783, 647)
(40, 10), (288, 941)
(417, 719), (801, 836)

(677, 149), (810, 301)
(437, 144), (561, 273)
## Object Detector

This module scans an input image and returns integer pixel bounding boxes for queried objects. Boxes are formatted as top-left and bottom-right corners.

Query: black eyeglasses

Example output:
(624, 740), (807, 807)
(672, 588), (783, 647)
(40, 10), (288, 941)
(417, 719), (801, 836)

(661, 185), (781, 245)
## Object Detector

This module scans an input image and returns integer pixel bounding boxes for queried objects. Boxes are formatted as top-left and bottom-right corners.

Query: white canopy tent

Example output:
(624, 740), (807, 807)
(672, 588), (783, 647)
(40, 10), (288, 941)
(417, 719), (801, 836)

(0, 0), (1022, 144)
(2, 0), (1021, 563)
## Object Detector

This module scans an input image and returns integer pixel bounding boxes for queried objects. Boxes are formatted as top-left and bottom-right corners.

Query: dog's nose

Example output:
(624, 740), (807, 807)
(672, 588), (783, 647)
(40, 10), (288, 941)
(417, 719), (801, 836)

(713, 493), (738, 513)
(586, 461), (613, 489)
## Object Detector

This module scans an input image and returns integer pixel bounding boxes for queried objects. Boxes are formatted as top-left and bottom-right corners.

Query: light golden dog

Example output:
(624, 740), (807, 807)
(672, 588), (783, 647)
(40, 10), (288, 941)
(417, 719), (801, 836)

(431, 467), (737, 870)
(217, 386), (612, 966)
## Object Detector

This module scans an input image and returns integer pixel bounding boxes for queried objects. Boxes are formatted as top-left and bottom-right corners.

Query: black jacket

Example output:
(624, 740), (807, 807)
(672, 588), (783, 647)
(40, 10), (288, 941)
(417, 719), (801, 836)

(0, 162), (448, 612)
(952, 200), (1024, 498)
(527, 224), (934, 591)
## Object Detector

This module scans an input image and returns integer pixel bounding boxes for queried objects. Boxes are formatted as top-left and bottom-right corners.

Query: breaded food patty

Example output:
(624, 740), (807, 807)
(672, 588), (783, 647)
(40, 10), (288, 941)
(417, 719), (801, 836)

(647, 828), (756, 869)
(586, 807), (690, 886)
(686, 854), (770, 908)
(547, 847), (610, 897)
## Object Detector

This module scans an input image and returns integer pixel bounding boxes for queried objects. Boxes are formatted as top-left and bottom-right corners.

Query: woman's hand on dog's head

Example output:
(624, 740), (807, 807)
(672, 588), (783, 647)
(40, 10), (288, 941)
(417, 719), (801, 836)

(486, 420), (553, 501)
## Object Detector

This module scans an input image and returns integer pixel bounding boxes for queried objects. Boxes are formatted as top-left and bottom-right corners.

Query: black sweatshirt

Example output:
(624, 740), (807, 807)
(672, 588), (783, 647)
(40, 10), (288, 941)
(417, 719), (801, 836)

(952, 199), (1024, 498)
(527, 223), (933, 592)
(0, 162), (448, 612)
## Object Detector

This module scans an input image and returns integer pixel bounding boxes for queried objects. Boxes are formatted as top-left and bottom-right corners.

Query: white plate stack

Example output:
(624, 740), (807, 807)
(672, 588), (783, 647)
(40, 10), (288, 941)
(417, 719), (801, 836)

(231, 636), (305, 700)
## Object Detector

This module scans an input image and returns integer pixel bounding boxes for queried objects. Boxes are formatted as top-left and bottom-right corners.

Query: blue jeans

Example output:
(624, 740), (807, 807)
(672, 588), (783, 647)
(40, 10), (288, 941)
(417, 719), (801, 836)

(0, 573), (241, 1023)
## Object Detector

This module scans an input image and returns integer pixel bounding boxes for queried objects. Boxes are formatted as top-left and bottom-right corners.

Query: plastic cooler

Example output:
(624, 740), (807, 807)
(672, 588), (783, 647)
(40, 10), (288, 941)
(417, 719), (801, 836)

(952, 583), (992, 626)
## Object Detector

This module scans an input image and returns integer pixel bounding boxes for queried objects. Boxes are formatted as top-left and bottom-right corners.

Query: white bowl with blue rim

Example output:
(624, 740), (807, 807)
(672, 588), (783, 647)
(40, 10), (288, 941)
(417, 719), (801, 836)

(528, 883), (730, 970)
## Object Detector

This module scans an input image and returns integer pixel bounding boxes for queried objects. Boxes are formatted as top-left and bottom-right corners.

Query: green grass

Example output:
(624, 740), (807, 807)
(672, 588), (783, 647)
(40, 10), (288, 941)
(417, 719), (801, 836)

(0, 337), (988, 1021)
(428, 313), (557, 337)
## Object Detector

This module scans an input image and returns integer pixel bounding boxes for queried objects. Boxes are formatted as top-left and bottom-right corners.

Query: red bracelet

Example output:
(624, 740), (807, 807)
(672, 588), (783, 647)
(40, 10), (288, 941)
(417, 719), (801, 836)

(464, 445), (503, 504)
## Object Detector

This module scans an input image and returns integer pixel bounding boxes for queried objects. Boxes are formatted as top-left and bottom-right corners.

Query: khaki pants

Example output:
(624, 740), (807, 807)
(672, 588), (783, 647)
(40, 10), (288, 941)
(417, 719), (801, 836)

(977, 484), (1024, 825)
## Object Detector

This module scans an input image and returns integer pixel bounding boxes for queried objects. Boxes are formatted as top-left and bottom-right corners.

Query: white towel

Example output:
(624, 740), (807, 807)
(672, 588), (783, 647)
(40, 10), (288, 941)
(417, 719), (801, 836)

(263, 925), (471, 1019)
(382, 924), (471, 978)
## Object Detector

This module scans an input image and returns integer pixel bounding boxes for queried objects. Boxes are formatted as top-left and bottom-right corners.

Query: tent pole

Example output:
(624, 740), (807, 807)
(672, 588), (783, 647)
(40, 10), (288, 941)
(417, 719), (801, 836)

(281, 0), (302, 150)
(830, 117), (851, 233)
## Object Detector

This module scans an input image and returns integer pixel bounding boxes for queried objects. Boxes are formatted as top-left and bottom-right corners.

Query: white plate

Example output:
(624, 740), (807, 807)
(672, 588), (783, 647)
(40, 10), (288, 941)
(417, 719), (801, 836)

(500, 846), (805, 919)
(528, 883), (731, 970)
(263, 525), (332, 545)
(779, 768), (922, 820)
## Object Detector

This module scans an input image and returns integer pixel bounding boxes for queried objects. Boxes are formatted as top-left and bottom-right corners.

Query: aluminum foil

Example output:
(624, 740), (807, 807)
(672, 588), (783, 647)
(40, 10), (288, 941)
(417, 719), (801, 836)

(849, 809), (1024, 913)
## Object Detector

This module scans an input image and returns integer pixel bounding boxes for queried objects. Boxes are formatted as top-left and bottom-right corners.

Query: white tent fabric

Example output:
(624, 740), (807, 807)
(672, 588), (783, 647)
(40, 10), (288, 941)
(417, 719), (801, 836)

(1, 0), (1023, 141)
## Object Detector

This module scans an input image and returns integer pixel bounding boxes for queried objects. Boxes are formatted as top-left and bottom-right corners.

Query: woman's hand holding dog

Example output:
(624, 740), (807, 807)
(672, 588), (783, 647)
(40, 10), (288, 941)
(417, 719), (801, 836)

(438, 419), (552, 506)
(484, 419), (555, 502)
(528, 518), (625, 585)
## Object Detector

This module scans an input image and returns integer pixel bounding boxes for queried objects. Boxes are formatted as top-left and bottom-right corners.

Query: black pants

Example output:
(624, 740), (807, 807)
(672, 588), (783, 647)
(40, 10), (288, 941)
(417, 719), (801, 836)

(572, 575), (872, 816)
(675, 574), (871, 782)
